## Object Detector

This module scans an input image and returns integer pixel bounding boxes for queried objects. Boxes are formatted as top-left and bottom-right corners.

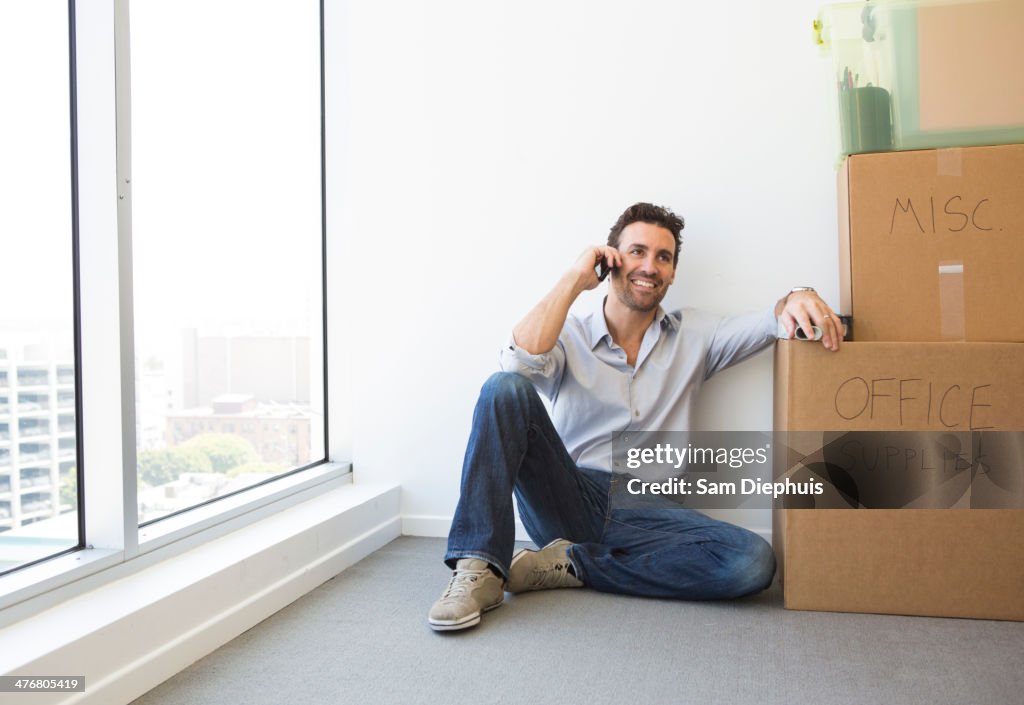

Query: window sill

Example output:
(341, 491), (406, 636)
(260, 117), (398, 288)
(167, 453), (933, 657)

(0, 462), (354, 618)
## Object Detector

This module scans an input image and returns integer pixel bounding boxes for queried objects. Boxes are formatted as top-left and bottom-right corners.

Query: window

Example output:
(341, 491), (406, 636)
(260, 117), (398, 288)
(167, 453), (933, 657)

(0, 0), (80, 574)
(1, 1), (336, 593)
(130, 1), (325, 523)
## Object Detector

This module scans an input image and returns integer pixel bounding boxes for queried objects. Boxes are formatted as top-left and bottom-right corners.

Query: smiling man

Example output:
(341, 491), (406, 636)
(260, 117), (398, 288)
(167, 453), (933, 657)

(428, 202), (840, 632)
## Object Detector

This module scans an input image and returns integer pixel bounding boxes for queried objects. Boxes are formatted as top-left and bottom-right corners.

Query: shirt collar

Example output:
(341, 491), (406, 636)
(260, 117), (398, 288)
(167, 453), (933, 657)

(588, 300), (676, 350)
(659, 307), (680, 332)
(588, 307), (612, 350)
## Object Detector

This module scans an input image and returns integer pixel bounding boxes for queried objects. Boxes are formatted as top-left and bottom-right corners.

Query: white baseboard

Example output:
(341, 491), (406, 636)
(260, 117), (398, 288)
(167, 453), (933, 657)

(2, 483), (401, 705)
(402, 515), (531, 542)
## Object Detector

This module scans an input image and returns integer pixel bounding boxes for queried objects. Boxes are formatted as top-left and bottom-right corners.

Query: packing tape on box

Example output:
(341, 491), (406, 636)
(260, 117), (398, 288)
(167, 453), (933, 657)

(936, 147), (963, 177)
(939, 260), (966, 340)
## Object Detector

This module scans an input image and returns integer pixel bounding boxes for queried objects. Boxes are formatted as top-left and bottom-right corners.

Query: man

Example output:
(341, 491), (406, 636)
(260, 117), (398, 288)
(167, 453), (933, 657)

(429, 202), (840, 631)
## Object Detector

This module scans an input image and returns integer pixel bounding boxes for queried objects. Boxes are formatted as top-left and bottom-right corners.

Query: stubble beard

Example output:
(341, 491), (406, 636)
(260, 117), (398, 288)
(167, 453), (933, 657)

(611, 271), (668, 313)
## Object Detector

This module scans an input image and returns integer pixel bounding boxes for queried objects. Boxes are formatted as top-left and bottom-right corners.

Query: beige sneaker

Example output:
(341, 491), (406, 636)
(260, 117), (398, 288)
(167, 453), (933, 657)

(507, 539), (583, 593)
(428, 558), (504, 631)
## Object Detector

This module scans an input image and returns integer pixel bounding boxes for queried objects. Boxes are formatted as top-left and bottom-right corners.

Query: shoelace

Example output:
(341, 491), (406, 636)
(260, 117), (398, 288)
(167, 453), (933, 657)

(441, 570), (482, 600)
(527, 560), (574, 589)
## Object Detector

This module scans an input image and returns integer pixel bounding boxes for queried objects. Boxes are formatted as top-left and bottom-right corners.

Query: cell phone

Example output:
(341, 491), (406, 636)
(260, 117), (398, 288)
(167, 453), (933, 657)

(597, 261), (612, 282)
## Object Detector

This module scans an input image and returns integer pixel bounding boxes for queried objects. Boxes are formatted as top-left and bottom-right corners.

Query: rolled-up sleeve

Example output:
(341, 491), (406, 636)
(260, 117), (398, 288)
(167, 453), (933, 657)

(498, 335), (566, 400)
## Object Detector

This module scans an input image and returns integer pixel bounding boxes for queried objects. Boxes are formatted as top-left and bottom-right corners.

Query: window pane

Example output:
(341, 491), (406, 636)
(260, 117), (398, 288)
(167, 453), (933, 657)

(0, 2), (79, 573)
(130, 1), (325, 523)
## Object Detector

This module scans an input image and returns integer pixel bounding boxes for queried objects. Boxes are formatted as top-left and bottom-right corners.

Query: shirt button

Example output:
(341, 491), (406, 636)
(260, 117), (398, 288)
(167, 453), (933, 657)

(634, 409), (640, 417)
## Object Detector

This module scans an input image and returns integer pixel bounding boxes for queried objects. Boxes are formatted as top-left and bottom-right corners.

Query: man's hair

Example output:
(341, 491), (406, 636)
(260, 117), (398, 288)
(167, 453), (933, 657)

(607, 202), (685, 267)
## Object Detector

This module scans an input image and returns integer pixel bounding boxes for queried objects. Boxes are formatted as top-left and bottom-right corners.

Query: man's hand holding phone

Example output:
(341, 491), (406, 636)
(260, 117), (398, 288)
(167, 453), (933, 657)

(514, 245), (622, 355)
(573, 245), (620, 291)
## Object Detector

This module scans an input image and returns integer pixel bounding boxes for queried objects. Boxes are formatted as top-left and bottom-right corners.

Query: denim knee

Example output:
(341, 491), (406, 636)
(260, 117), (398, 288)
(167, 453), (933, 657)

(725, 534), (776, 598)
(479, 371), (535, 403)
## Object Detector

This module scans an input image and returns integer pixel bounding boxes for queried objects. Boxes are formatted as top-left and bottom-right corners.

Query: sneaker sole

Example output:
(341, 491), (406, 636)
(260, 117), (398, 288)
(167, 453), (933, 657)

(428, 601), (502, 632)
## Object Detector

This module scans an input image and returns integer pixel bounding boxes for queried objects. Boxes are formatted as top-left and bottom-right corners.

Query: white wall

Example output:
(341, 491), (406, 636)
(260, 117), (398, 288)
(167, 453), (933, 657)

(331, 0), (840, 537)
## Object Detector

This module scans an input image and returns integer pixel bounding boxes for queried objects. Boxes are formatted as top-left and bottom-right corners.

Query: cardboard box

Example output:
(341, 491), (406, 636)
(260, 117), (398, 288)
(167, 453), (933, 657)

(838, 144), (1024, 342)
(779, 510), (1023, 620)
(773, 341), (1024, 620)
(775, 340), (1024, 431)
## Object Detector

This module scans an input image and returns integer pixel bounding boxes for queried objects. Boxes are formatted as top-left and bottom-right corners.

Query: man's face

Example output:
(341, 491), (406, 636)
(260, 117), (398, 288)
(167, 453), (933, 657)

(609, 221), (677, 313)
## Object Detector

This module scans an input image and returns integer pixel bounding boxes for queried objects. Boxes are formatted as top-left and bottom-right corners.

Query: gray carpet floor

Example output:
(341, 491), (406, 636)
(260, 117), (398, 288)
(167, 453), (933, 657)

(131, 536), (1024, 705)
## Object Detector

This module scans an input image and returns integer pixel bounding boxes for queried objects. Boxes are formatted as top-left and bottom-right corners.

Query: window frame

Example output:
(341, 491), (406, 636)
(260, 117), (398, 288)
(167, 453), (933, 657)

(0, 0), (349, 617)
(0, 0), (84, 578)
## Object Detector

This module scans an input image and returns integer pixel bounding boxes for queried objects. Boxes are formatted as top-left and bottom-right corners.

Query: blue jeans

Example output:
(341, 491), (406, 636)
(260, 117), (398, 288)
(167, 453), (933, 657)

(445, 372), (776, 600)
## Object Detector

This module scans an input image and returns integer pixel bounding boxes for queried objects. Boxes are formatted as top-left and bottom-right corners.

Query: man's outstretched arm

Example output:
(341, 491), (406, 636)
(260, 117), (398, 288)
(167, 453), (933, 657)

(512, 245), (621, 354)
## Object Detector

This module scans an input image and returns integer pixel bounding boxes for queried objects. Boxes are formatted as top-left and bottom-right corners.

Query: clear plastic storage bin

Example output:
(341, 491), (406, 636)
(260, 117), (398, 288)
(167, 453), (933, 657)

(815, 0), (1024, 157)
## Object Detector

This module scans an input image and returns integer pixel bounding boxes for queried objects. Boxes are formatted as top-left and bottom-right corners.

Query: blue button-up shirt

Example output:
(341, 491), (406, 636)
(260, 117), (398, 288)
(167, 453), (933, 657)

(499, 304), (777, 472)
